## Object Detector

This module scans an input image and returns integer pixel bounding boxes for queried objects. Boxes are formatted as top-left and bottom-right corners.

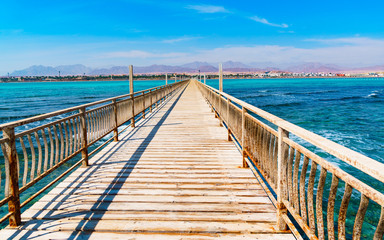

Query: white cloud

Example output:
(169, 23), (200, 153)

(162, 36), (201, 44)
(102, 50), (187, 59)
(250, 16), (288, 28)
(186, 5), (228, 14)
(102, 37), (384, 68)
(3, 36), (384, 75)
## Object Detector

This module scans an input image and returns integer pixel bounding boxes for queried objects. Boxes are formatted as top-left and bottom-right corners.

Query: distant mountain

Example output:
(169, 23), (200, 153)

(135, 65), (193, 74)
(180, 61), (213, 69)
(11, 64), (92, 76)
(284, 63), (344, 73)
(12, 65), (58, 76)
(56, 64), (92, 75)
(90, 66), (129, 75)
(222, 61), (250, 69)
(9, 62), (384, 76)
(352, 65), (384, 72)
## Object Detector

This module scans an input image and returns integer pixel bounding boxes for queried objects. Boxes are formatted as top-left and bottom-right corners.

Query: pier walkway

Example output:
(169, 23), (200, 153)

(0, 82), (294, 239)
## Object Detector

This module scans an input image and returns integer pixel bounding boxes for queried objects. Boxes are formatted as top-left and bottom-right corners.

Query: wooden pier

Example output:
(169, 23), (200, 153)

(0, 82), (294, 239)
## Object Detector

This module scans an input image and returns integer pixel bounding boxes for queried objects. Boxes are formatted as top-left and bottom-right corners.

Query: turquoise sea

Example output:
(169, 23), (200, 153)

(0, 78), (384, 238)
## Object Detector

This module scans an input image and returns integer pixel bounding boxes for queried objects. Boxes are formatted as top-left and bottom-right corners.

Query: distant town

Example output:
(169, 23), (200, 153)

(1, 71), (384, 83)
(1, 61), (384, 82)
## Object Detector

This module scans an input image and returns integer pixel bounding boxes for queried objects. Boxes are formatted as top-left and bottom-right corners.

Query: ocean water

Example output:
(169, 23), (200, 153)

(0, 78), (383, 237)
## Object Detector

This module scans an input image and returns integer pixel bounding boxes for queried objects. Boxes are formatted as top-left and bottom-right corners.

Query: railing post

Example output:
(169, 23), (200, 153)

(219, 63), (223, 92)
(150, 90), (153, 112)
(241, 106), (248, 168)
(227, 98), (231, 141)
(2, 127), (21, 227)
(79, 107), (89, 167)
(155, 90), (158, 108)
(131, 95), (135, 128)
(129, 65), (135, 128)
(219, 94), (223, 127)
(112, 99), (118, 142)
(142, 92), (145, 119)
(277, 127), (289, 230)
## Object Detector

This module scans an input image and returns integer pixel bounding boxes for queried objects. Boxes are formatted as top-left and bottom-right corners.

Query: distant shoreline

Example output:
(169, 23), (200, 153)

(1, 75), (383, 83)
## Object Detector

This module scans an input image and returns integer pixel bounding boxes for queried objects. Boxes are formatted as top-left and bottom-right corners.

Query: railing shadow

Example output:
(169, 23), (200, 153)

(6, 83), (188, 239)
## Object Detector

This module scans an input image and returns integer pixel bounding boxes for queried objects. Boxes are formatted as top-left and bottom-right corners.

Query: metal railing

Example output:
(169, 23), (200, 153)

(196, 80), (384, 240)
(0, 80), (188, 227)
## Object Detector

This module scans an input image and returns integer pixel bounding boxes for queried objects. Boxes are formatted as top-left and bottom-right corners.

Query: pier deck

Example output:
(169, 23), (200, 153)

(1, 82), (294, 239)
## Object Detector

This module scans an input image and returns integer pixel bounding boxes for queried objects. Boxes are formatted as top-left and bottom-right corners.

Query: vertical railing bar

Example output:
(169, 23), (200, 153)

(316, 167), (327, 240)
(77, 117), (81, 150)
(27, 134), (36, 180)
(307, 160), (318, 234)
(0, 143), (10, 197)
(88, 112), (93, 142)
(327, 174), (339, 240)
(287, 147), (295, 203)
(47, 127), (54, 169)
(72, 118), (78, 152)
(352, 194), (369, 239)
(338, 183), (353, 240)
(34, 131), (42, 176)
(52, 125), (59, 164)
(273, 137), (278, 187)
(241, 106), (248, 168)
(227, 98), (231, 141)
(113, 100), (118, 142)
(41, 129), (49, 172)
(68, 119), (73, 155)
(300, 156), (310, 224)
(19, 137), (29, 186)
(79, 107), (89, 167)
(2, 127), (21, 227)
(58, 123), (64, 161)
(293, 150), (301, 213)
(97, 109), (103, 136)
(277, 127), (289, 230)
(150, 89), (153, 112)
(63, 121), (69, 159)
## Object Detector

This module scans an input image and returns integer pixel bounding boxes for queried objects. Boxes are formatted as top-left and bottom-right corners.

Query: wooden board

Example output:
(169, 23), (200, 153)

(1, 81), (295, 239)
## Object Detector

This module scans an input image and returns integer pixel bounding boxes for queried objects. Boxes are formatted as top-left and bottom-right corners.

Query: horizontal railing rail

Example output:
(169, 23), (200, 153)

(196, 80), (384, 240)
(0, 80), (188, 227)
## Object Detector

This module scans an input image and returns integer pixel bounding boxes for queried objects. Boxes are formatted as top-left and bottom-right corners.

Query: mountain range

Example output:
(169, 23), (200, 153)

(9, 61), (384, 76)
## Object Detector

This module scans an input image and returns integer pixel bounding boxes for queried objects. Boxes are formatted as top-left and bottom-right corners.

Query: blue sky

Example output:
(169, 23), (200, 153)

(1, 0), (384, 74)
